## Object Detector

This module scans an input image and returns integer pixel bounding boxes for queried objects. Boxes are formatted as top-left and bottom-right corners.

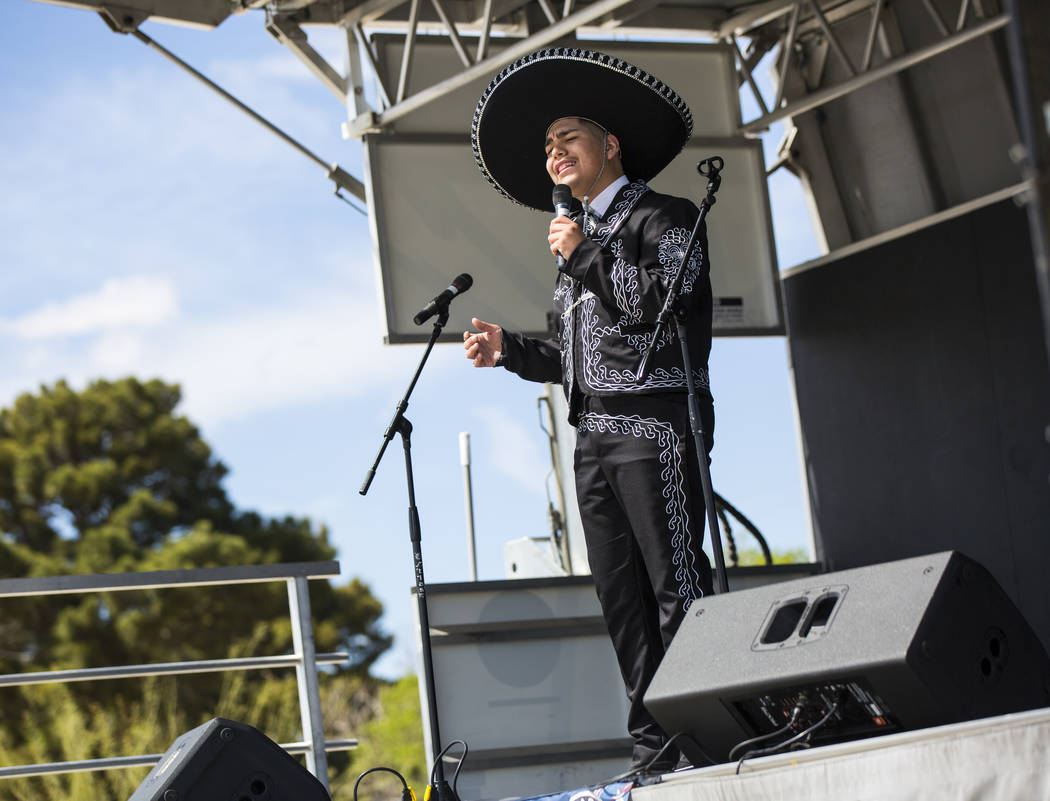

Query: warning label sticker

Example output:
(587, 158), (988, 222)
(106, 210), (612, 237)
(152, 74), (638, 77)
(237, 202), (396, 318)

(713, 297), (744, 326)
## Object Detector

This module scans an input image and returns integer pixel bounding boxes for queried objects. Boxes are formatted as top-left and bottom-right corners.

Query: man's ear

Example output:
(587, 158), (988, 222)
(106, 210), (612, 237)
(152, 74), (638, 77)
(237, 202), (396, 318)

(606, 133), (621, 160)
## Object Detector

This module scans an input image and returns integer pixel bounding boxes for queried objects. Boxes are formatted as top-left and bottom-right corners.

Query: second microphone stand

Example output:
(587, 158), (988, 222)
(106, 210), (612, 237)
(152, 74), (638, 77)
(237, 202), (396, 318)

(636, 156), (730, 594)
(360, 310), (460, 801)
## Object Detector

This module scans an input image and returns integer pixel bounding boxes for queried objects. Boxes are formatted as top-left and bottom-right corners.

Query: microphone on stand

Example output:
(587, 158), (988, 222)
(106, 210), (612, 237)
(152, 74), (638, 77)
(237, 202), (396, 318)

(413, 273), (473, 325)
(552, 184), (572, 269)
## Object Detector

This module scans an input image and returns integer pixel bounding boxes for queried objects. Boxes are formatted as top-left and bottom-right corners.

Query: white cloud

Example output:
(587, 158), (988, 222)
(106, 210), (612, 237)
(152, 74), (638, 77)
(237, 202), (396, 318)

(89, 330), (148, 372)
(210, 52), (323, 86)
(0, 274), (436, 429)
(0, 27), (396, 429)
(157, 288), (417, 425)
(7, 275), (178, 339)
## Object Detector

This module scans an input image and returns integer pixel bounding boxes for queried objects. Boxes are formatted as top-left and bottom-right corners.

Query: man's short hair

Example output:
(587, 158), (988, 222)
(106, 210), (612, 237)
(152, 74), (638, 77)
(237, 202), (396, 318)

(576, 117), (607, 139)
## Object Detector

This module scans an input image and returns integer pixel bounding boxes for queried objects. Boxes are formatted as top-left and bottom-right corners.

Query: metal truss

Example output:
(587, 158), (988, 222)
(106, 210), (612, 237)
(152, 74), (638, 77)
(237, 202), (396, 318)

(85, 0), (1016, 144)
(249, 0), (1016, 142)
(340, 0), (671, 135)
(729, 0), (1011, 134)
(66, 1), (1021, 195)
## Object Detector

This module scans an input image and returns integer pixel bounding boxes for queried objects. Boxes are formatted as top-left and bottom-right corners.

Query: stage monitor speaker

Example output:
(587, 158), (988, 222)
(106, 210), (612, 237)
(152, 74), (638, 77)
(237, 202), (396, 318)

(127, 717), (330, 801)
(645, 551), (1050, 765)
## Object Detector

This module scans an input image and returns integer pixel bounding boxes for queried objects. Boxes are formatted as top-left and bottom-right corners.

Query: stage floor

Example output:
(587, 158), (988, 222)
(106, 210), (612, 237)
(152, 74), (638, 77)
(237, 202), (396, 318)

(632, 707), (1050, 801)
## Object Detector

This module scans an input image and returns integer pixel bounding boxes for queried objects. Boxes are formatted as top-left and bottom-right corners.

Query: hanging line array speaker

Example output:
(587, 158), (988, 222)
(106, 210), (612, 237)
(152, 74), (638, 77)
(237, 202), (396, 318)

(127, 717), (330, 801)
(644, 551), (1050, 765)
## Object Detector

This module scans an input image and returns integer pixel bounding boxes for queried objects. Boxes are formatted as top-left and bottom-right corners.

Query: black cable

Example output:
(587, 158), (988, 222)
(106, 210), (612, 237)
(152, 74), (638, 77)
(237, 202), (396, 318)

(727, 703), (803, 762)
(353, 766), (412, 801)
(714, 491), (773, 565)
(734, 694), (842, 775)
(429, 739), (468, 796)
(716, 503), (738, 566)
(604, 730), (717, 784)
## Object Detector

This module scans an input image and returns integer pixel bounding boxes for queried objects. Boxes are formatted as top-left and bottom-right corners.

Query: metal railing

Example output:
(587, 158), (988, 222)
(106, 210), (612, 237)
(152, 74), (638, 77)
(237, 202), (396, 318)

(0, 561), (354, 792)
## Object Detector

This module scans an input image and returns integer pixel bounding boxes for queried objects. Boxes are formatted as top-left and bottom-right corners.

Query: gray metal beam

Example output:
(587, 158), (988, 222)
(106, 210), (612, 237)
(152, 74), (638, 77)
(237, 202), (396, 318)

(364, 0), (640, 130)
(732, 34), (769, 116)
(807, 0), (856, 77)
(860, 0), (885, 72)
(921, 0), (950, 37)
(288, 576), (330, 790)
(0, 740), (357, 780)
(430, 0), (474, 67)
(93, 0), (236, 29)
(0, 561), (340, 598)
(741, 13), (1010, 134)
(127, 30), (366, 201)
(346, 24), (375, 117)
(781, 181), (1033, 278)
(397, 0), (422, 102)
(773, 0), (802, 110)
(267, 15), (349, 102)
(717, 0), (795, 38)
(476, 0), (496, 60)
(0, 653), (349, 687)
(353, 23), (394, 109)
(1003, 0), (1050, 375)
(589, 0), (664, 30)
(536, 0), (560, 25)
(339, 0), (410, 26)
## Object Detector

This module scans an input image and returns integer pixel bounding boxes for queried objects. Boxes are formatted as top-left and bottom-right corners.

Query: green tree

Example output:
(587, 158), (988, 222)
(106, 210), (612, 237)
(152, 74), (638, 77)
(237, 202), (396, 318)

(0, 378), (398, 798)
(0, 377), (231, 553)
(332, 674), (428, 801)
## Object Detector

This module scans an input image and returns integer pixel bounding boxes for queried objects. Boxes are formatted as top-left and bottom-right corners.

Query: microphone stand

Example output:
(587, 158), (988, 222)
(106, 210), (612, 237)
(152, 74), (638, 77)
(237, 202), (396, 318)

(360, 309), (460, 801)
(636, 156), (730, 594)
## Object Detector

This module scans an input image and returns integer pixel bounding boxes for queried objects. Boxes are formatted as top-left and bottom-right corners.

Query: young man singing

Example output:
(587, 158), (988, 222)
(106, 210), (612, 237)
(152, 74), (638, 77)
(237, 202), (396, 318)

(464, 49), (715, 773)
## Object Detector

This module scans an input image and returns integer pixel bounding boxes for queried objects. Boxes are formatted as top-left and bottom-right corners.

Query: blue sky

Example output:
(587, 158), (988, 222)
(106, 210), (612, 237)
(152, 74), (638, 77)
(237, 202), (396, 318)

(1, 1), (821, 677)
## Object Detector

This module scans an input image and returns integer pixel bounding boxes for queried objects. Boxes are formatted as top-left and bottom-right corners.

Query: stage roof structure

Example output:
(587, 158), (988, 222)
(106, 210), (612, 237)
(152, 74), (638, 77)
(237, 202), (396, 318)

(42, 0), (1048, 349)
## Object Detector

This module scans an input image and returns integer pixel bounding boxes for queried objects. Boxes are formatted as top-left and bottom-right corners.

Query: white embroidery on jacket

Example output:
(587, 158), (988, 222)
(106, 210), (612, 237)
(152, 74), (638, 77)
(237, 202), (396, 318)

(555, 181), (710, 394)
(658, 227), (703, 295)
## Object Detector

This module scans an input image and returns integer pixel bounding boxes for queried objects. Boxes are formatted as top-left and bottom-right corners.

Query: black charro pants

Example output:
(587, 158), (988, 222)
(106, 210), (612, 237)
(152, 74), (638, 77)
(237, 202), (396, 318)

(574, 392), (714, 767)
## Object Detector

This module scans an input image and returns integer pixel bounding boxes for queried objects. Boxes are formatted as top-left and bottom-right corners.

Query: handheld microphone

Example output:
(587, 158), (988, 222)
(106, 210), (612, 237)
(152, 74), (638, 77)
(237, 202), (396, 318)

(552, 184), (572, 268)
(413, 273), (473, 325)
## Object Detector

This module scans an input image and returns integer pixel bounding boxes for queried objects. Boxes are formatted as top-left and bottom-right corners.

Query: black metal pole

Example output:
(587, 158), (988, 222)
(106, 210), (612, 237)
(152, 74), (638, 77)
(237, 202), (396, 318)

(359, 314), (458, 800)
(1002, 0), (1050, 379)
(399, 417), (458, 801)
(674, 311), (730, 595)
(636, 157), (730, 594)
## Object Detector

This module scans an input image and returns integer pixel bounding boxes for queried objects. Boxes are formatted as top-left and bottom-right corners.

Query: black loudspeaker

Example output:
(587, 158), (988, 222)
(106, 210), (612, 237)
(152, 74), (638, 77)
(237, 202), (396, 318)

(644, 551), (1050, 765)
(128, 718), (330, 801)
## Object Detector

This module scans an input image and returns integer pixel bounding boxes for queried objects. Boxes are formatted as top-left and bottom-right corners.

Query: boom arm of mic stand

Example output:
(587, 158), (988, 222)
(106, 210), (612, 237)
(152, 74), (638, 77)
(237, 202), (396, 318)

(360, 313), (446, 496)
(636, 157), (722, 384)
(635, 157), (730, 595)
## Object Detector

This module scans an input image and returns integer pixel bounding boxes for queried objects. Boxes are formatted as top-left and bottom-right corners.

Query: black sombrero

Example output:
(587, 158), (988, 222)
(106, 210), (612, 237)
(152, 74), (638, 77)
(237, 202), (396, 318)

(471, 48), (693, 212)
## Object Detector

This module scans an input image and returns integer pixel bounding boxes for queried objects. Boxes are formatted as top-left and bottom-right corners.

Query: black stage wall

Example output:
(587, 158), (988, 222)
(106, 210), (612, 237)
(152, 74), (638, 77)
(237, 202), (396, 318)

(784, 198), (1050, 649)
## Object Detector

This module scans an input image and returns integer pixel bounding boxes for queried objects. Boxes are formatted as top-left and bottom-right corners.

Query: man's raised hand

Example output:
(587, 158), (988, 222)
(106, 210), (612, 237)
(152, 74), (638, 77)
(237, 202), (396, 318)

(463, 317), (504, 367)
(549, 215), (585, 263)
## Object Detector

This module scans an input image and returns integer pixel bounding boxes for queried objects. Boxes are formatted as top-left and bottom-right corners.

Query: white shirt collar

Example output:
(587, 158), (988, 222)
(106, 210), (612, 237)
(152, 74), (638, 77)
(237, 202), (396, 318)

(586, 175), (629, 218)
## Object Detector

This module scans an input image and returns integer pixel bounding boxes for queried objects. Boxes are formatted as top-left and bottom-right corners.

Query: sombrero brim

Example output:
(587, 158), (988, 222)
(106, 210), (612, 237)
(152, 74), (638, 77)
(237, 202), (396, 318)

(472, 48), (693, 212)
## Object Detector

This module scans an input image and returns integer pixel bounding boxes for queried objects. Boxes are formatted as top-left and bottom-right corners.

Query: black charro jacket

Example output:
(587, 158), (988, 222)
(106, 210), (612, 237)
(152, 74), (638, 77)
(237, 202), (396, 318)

(501, 179), (713, 425)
